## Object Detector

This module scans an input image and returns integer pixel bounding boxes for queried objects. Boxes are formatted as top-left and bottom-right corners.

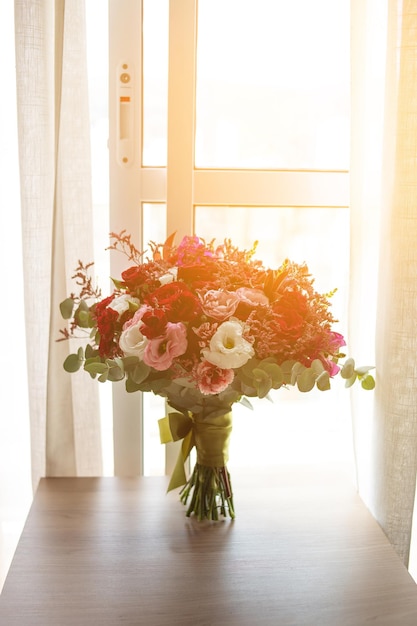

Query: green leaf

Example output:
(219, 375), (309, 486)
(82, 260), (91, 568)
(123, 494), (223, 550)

(239, 382), (258, 397)
(310, 359), (325, 374)
(60, 297), (75, 320)
(291, 362), (305, 387)
(107, 364), (125, 382)
(259, 361), (284, 389)
(280, 360), (296, 384)
(85, 343), (98, 359)
(129, 361), (151, 385)
(121, 356), (141, 369)
(125, 378), (142, 393)
(345, 373), (357, 388)
(361, 374), (375, 390)
(63, 353), (83, 373)
(252, 368), (272, 398)
(111, 277), (125, 289)
(341, 358), (355, 379)
(316, 371), (331, 391)
(239, 396), (254, 410)
(84, 360), (108, 376)
(297, 367), (316, 392)
(74, 300), (93, 328)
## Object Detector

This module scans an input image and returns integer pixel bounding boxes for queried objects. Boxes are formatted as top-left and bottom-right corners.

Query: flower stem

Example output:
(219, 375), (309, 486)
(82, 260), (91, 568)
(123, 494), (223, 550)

(180, 464), (235, 520)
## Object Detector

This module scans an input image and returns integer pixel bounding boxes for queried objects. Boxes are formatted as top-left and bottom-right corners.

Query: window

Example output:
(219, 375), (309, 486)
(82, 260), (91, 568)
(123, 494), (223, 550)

(104, 0), (352, 475)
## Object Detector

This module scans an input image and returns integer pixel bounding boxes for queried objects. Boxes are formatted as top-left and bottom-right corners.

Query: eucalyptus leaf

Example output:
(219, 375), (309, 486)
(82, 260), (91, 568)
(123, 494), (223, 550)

(341, 358), (355, 380)
(85, 343), (98, 359)
(125, 378), (142, 393)
(316, 371), (331, 391)
(107, 365), (125, 381)
(259, 362), (284, 388)
(254, 377), (272, 399)
(63, 353), (83, 373)
(291, 362), (305, 387)
(60, 297), (75, 320)
(361, 374), (375, 390)
(297, 367), (316, 392)
(311, 359), (325, 375)
(129, 362), (151, 385)
(84, 361), (108, 375)
(345, 373), (357, 388)
(121, 356), (140, 369)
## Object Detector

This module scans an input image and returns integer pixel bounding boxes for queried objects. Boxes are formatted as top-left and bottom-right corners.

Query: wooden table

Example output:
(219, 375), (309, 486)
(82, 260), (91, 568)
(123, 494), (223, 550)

(1, 466), (417, 625)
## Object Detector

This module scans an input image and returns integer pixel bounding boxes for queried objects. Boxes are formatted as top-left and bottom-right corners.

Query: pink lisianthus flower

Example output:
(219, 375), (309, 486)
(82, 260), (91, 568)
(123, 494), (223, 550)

(196, 360), (235, 395)
(235, 287), (269, 320)
(236, 287), (269, 307)
(321, 332), (346, 376)
(199, 290), (240, 321)
(328, 331), (346, 350)
(143, 322), (188, 371)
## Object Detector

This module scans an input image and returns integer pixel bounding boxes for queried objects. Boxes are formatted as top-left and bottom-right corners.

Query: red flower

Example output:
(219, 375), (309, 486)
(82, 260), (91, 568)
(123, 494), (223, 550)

(121, 262), (161, 293)
(144, 281), (201, 323)
(177, 261), (219, 287)
(94, 296), (120, 357)
(272, 291), (308, 336)
(140, 309), (168, 339)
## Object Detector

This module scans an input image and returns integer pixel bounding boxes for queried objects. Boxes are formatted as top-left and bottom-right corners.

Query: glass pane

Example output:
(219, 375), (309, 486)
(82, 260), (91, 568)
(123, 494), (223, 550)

(142, 0), (169, 166)
(196, 0), (350, 169)
(195, 206), (352, 468)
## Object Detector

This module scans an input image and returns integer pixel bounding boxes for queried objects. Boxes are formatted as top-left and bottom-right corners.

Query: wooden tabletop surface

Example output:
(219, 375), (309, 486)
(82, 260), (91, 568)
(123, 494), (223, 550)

(1, 465), (417, 625)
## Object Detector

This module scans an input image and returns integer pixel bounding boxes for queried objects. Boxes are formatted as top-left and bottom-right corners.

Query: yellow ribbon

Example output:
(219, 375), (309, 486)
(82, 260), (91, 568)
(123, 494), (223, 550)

(158, 409), (233, 492)
(158, 411), (195, 492)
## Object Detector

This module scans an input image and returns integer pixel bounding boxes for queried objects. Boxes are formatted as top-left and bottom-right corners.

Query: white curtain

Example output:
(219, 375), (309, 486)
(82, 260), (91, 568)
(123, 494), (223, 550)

(14, 0), (102, 489)
(351, 0), (417, 566)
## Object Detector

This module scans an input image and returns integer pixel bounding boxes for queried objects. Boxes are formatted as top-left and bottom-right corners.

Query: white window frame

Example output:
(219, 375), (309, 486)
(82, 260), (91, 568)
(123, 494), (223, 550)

(108, 0), (349, 475)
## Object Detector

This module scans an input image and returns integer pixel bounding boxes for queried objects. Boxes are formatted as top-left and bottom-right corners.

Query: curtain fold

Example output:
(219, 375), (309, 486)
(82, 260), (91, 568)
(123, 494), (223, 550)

(351, 0), (417, 566)
(14, 0), (102, 488)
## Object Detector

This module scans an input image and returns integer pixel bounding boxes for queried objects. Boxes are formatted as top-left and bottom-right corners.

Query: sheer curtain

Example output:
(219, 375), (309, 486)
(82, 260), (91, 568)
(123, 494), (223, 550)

(14, 0), (102, 489)
(351, 0), (417, 566)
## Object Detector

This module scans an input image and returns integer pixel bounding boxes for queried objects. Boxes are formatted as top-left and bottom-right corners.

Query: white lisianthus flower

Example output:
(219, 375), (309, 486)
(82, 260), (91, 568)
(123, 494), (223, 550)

(159, 267), (178, 285)
(202, 319), (254, 369)
(109, 294), (140, 316)
(119, 324), (148, 359)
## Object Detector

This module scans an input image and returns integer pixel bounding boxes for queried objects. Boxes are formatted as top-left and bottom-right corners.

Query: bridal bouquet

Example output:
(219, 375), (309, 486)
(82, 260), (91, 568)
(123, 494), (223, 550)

(59, 232), (374, 520)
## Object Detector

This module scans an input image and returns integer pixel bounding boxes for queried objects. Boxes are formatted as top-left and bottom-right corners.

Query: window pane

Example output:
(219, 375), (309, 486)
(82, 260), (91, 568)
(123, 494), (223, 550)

(196, 0), (350, 169)
(142, 0), (169, 166)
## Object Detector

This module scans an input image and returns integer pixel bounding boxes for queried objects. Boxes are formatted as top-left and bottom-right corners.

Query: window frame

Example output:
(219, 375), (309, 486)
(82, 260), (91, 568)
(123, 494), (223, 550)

(108, 0), (349, 475)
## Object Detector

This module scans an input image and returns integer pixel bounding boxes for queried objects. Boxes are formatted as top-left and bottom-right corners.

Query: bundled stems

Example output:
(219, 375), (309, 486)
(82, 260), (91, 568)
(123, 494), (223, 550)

(180, 464), (235, 521)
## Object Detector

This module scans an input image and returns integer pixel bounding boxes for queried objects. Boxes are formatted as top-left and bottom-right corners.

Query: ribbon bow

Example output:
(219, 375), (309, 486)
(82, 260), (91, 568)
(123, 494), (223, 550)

(158, 411), (195, 492)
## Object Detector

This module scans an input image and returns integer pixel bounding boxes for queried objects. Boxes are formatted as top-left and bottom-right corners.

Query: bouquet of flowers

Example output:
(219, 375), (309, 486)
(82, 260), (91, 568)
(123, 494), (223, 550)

(59, 231), (374, 520)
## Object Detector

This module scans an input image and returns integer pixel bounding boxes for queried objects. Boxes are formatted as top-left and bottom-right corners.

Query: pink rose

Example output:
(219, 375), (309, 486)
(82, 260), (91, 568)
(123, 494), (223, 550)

(199, 290), (240, 320)
(143, 322), (188, 371)
(196, 360), (234, 395)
